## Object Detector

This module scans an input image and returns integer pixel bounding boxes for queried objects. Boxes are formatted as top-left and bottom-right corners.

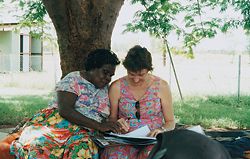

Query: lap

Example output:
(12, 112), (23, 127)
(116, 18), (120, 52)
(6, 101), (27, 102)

(100, 144), (154, 159)
(10, 108), (99, 159)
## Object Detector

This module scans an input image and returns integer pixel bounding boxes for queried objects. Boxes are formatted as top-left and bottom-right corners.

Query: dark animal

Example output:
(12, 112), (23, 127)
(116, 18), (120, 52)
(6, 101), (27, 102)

(148, 129), (232, 159)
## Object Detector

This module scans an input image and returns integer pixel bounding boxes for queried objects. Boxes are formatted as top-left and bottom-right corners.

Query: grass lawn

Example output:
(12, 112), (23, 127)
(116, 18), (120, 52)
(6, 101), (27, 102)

(174, 95), (250, 129)
(0, 94), (53, 126)
(0, 94), (249, 129)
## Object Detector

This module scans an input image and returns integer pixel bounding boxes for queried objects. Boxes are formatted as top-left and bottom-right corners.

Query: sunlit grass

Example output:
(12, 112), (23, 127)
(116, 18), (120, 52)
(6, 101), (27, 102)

(0, 94), (249, 129)
(174, 95), (250, 129)
(0, 95), (53, 125)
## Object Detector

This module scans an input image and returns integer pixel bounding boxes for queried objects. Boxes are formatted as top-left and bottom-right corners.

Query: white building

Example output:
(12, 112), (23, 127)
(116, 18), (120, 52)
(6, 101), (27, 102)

(0, 23), (43, 72)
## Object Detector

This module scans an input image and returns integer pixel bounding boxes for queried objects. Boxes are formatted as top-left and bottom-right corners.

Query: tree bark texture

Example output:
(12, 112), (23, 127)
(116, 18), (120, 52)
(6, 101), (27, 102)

(42, 0), (124, 77)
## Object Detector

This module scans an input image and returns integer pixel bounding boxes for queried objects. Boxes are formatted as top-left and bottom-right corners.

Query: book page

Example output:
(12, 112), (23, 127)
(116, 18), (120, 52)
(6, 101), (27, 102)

(124, 125), (151, 137)
(108, 125), (156, 140)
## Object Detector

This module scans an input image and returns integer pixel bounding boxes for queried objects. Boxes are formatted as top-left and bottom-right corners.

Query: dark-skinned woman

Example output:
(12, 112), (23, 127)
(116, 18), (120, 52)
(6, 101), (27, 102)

(8, 49), (122, 159)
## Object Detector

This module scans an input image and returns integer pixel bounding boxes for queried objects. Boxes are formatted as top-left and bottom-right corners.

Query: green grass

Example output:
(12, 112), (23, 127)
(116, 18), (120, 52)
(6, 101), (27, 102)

(0, 94), (249, 129)
(0, 95), (53, 125)
(174, 95), (250, 129)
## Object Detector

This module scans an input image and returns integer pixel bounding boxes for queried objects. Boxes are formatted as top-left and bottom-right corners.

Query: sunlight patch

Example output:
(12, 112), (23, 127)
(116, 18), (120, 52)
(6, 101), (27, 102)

(190, 103), (200, 108)
(204, 118), (239, 129)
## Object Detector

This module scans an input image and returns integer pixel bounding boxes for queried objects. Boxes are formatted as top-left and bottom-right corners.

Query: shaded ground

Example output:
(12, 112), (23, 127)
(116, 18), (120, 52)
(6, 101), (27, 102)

(0, 127), (14, 139)
(0, 125), (249, 159)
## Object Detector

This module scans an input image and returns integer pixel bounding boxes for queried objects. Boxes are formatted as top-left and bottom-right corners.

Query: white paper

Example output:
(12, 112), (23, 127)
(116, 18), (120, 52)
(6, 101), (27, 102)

(124, 125), (151, 137)
(108, 125), (156, 140)
(187, 125), (205, 135)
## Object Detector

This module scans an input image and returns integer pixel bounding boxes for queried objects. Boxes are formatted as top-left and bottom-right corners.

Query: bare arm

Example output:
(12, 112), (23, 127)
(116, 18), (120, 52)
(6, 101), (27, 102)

(57, 91), (121, 132)
(148, 79), (175, 137)
(159, 80), (175, 130)
(108, 80), (130, 132)
(108, 80), (120, 122)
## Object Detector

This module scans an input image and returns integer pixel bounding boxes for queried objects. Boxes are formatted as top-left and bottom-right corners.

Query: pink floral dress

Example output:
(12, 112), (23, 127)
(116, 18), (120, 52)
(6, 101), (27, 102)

(101, 75), (164, 159)
(10, 71), (110, 159)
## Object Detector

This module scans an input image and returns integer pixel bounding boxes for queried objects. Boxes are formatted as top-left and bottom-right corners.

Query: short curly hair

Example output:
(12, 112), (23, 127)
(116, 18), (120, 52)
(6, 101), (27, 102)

(84, 49), (120, 71)
(123, 45), (153, 72)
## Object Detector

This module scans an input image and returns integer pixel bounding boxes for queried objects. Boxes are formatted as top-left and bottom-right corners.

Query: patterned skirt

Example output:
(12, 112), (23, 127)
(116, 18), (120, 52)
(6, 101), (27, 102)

(10, 108), (99, 159)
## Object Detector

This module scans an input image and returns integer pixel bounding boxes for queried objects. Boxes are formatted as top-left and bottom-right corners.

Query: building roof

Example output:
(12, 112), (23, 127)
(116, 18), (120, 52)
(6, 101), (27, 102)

(0, 23), (18, 31)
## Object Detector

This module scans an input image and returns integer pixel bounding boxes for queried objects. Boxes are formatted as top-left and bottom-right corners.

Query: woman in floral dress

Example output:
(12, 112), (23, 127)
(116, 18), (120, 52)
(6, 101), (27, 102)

(9, 49), (121, 159)
(101, 45), (175, 159)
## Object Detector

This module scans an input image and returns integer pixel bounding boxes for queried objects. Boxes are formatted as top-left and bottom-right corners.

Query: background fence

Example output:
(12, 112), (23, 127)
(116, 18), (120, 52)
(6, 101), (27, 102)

(0, 52), (249, 97)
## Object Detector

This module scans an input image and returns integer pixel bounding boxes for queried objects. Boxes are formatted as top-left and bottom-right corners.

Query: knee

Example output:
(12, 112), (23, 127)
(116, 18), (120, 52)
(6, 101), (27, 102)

(0, 143), (15, 159)
(1, 133), (20, 144)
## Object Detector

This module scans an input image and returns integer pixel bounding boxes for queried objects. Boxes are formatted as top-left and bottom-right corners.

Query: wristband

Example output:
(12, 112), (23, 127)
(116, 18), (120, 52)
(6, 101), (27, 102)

(161, 126), (168, 132)
(161, 126), (173, 132)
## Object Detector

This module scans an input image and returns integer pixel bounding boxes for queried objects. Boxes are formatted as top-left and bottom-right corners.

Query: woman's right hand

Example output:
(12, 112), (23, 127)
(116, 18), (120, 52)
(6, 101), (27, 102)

(98, 120), (123, 133)
(98, 119), (129, 133)
(117, 118), (130, 133)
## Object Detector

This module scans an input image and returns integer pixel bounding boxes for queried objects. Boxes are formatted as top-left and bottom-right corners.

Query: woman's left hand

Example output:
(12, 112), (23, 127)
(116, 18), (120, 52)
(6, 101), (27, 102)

(147, 128), (164, 137)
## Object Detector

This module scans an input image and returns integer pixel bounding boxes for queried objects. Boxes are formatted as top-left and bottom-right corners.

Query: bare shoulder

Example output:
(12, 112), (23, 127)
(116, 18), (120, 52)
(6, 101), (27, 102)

(156, 77), (171, 98)
(109, 78), (121, 90)
(109, 78), (123, 100)
(155, 76), (169, 89)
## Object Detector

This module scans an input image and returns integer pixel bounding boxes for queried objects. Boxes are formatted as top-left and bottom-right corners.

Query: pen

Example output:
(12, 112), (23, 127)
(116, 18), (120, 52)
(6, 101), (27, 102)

(125, 117), (131, 122)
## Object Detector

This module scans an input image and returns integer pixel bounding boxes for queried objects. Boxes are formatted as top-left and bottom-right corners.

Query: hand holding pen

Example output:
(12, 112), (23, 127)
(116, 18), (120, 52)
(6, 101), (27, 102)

(117, 117), (130, 133)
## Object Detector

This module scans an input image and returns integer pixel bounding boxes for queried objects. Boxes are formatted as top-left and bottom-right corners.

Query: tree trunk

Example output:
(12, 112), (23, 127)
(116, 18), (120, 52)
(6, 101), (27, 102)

(42, 0), (124, 77)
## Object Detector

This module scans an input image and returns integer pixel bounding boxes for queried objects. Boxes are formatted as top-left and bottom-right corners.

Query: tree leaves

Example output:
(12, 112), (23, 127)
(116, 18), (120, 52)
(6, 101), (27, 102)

(23, 0), (46, 23)
(2, 0), (249, 55)
(125, 0), (250, 55)
(125, 0), (182, 39)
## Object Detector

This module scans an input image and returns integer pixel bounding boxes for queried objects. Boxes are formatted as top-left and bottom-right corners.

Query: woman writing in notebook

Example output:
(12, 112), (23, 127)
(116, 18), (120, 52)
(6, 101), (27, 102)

(101, 45), (175, 159)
